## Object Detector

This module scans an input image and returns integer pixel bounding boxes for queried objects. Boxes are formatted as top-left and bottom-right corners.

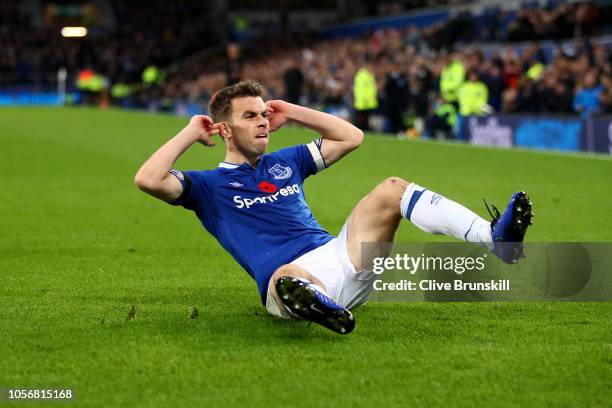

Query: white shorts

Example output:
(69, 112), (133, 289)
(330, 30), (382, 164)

(265, 222), (376, 318)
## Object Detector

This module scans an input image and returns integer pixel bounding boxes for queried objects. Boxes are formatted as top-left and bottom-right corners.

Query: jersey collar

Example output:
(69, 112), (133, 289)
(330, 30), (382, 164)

(218, 162), (239, 169)
(218, 157), (262, 170)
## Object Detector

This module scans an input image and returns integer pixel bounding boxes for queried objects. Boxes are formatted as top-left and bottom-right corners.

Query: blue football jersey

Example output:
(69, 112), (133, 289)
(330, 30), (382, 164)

(169, 141), (333, 304)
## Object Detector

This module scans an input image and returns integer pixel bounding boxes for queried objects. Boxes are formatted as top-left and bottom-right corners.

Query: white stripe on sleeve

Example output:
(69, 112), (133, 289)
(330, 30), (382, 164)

(306, 140), (327, 172)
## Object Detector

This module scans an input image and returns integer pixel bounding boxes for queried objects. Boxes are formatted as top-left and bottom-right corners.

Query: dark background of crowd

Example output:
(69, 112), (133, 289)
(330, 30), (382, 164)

(2, 0), (612, 134)
(0, 0), (224, 87)
(166, 0), (612, 127)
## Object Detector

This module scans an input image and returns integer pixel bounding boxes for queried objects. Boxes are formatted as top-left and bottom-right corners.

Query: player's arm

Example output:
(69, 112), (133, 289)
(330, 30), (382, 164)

(266, 100), (363, 167)
(134, 115), (222, 202)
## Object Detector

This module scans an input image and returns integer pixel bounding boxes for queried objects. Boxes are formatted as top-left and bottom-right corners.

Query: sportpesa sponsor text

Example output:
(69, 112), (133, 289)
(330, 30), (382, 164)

(233, 184), (301, 209)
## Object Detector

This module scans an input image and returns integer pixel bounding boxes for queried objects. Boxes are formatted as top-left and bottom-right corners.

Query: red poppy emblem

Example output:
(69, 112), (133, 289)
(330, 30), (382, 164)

(258, 181), (277, 193)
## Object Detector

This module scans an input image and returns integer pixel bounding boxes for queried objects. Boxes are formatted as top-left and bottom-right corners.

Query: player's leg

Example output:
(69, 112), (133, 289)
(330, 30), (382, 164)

(268, 178), (532, 334)
(267, 264), (355, 334)
(345, 177), (407, 272)
(280, 176), (500, 332)
(346, 177), (533, 270)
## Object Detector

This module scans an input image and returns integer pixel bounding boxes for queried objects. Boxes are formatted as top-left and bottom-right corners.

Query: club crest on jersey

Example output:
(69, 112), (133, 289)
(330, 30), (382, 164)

(268, 164), (292, 180)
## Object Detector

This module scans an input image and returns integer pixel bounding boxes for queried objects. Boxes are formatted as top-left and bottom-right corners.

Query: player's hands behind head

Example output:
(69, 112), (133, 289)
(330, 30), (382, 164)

(265, 100), (291, 132)
(188, 115), (224, 146)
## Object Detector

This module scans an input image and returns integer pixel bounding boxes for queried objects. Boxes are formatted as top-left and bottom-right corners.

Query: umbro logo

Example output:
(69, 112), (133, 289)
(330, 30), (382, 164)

(229, 182), (244, 188)
(431, 194), (442, 205)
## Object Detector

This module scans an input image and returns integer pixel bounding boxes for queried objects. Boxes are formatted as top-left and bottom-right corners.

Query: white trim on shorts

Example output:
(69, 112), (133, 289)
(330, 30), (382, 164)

(265, 221), (376, 318)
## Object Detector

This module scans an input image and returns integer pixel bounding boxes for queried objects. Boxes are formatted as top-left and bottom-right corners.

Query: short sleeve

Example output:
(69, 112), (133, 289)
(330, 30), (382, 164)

(167, 169), (200, 211)
(273, 140), (327, 181)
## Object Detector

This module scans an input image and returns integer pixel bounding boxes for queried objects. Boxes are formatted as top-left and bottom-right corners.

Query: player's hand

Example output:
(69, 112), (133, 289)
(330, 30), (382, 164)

(265, 100), (291, 132)
(188, 115), (223, 146)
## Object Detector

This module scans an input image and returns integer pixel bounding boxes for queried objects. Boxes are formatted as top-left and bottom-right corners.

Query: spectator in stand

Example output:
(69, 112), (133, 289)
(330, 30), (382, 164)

(457, 69), (489, 116)
(536, 66), (573, 113)
(283, 56), (304, 105)
(439, 52), (465, 110)
(353, 60), (378, 131)
(599, 74), (612, 114)
(481, 59), (505, 112)
(225, 43), (243, 86)
(383, 68), (409, 134)
(427, 96), (457, 140)
(573, 70), (603, 116)
(404, 25), (422, 52)
(407, 73), (430, 119)
(516, 76), (539, 113)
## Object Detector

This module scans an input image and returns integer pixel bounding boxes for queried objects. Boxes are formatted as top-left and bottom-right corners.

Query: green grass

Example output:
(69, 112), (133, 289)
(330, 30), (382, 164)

(0, 107), (610, 407)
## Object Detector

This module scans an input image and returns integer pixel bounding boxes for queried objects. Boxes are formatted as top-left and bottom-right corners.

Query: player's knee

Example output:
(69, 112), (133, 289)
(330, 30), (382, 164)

(373, 177), (410, 208)
(271, 264), (309, 284)
(270, 264), (326, 293)
(272, 264), (296, 280)
(381, 176), (409, 190)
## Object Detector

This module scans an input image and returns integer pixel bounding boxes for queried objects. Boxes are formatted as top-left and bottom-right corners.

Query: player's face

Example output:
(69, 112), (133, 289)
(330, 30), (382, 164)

(227, 96), (270, 158)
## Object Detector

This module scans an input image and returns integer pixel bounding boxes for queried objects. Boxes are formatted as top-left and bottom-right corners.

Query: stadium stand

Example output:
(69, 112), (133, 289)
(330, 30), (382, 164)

(1, 0), (611, 136)
(174, 0), (611, 133)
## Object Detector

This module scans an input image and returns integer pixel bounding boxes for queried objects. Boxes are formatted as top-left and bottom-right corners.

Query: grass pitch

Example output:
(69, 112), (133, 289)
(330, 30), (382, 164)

(1, 107), (610, 407)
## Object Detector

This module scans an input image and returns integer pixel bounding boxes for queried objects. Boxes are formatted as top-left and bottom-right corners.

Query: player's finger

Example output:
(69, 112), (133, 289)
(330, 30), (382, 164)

(207, 122), (221, 130)
(209, 123), (222, 131)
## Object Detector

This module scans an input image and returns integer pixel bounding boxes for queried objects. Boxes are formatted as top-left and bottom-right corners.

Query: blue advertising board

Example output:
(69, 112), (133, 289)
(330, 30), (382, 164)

(514, 118), (582, 152)
(589, 117), (612, 155)
(0, 92), (80, 106)
(459, 114), (612, 155)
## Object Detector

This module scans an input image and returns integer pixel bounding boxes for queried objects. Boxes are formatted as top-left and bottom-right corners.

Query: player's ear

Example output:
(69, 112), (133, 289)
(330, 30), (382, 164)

(220, 122), (231, 139)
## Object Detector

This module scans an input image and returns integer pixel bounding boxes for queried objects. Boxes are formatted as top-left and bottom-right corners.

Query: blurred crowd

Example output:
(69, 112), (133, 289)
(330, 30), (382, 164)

(0, 2), (77, 85)
(367, 0), (470, 16)
(0, 1), (221, 88)
(423, 0), (602, 47)
(2, 0), (612, 135)
(171, 1), (611, 136)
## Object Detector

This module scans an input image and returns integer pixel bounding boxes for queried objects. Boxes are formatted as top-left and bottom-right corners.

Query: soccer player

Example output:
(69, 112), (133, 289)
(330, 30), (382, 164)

(135, 80), (533, 334)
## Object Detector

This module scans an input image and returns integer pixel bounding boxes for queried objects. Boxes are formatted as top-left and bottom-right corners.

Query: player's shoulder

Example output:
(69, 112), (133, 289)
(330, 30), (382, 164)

(183, 168), (216, 178)
(266, 144), (308, 162)
(182, 167), (229, 186)
(264, 142), (322, 178)
(262, 145), (310, 172)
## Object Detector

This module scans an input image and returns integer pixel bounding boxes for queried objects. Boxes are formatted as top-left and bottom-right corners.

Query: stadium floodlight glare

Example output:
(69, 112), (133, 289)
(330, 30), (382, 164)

(61, 27), (87, 38)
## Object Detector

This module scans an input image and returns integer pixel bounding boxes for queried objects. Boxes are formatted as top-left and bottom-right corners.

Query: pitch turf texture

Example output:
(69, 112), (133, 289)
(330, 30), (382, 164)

(1, 107), (610, 407)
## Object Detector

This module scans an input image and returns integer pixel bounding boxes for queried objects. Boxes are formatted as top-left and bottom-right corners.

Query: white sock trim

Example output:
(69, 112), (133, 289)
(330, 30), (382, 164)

(401, 185), (493, 246)
(400, 183), (425, 220)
